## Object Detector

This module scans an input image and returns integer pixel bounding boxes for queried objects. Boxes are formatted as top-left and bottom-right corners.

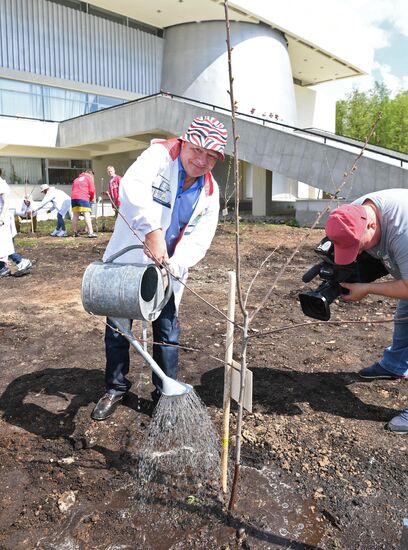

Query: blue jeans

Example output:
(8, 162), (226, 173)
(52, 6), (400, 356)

(380, 299), (408, 377)
(104, 294), (180, 395)
(8, 253), (22, 264)
(56, 213), (66, 231)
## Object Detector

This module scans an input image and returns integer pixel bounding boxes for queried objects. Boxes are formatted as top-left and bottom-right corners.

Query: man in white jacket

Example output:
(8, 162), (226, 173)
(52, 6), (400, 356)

(92, 115), (228, 420)
(32, 184), (71, 237)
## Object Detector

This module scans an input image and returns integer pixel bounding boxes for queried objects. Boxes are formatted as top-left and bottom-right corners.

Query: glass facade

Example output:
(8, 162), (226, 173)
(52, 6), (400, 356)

(0, 78), (126, 122)
(0, 157), (45, 187)
(0, 157), (92, 187)
(48, 159), (92, 186)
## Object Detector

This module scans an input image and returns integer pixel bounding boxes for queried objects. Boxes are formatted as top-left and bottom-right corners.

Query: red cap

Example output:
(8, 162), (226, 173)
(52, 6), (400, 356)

(325, 204), (367, 264)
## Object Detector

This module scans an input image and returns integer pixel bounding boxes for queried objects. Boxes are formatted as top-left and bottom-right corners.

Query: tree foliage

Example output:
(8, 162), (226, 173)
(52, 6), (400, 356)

(335, 82), (408, 154)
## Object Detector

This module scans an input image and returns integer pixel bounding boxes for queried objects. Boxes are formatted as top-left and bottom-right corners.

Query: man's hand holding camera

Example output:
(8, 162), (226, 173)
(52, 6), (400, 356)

(339, 282), (369, 302)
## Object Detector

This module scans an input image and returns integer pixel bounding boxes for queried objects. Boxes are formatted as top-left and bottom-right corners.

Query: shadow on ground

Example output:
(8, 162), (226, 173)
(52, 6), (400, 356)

(0, 368), (152, 440)
(197, 366), (397, 421)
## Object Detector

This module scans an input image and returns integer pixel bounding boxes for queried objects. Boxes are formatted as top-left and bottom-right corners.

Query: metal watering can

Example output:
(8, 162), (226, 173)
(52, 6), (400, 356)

(81, 245), (192, 397)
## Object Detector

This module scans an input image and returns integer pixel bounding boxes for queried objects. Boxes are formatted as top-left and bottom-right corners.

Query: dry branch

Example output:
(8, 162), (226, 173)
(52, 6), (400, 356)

(248, 112), (382, 324)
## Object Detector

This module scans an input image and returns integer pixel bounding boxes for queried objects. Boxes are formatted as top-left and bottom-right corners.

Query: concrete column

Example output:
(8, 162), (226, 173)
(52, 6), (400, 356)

(244, 164), (253, 199)
(251, 165), (272, 216)
(272, 173), (298, 201)
(298, 180), (322, 199)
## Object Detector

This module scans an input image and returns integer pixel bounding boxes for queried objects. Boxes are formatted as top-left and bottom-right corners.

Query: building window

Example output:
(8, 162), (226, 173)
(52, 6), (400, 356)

(0, 157), (92, 187)
(48, 159), (92, 186)
(0, 157), (44, 187)
(0, 78), (126, 121)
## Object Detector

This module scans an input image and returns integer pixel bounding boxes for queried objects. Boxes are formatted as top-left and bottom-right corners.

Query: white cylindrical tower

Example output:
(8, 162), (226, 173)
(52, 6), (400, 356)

(162, 21), (296, 124)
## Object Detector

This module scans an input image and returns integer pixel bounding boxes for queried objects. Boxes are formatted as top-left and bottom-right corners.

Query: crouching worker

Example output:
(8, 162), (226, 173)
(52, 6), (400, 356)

(31, 184), (71, 237)
(325, 189), (408, 434)
(14, 196), (37, 233)
(0, 170), (32, 278)
(91, 116), (228, 420)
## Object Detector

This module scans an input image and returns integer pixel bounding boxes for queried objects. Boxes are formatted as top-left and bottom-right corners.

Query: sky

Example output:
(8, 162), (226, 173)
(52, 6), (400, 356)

(312, 0), (408, 102)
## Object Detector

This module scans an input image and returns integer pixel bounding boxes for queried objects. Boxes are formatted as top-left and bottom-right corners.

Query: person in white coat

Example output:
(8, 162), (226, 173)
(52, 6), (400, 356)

(32, 184), (71, 237)
(91, 115), (228, 420)
(0, 169), (32, 278)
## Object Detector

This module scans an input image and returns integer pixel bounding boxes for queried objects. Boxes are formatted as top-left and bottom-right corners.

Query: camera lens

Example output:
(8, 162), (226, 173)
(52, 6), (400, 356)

(299, 281), (343, 321)
(299, 292), (331, 321)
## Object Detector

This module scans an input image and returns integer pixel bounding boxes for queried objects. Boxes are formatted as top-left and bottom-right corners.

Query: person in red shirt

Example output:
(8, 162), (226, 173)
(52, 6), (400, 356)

(70, 169), (97, 238)
(104, 165), (122, 216)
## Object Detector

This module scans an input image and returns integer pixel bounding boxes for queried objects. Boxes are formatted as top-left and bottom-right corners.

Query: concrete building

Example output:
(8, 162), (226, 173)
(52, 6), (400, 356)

(1, 0), (407, 221)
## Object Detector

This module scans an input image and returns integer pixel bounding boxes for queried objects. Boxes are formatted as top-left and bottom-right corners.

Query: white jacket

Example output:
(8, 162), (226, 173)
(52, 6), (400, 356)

(103, 139), (220, 310)
(0, 177), (15, 258)
(34, 187), (71, 216)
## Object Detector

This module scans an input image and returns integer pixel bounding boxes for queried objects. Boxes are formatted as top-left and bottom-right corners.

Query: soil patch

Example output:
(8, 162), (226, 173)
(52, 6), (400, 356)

(0, 224), (407, 549)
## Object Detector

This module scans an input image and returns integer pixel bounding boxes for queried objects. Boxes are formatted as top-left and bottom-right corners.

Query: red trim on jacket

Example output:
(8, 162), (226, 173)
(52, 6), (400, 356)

(151, 138), (181, 160)
(203, 172), (214, 197)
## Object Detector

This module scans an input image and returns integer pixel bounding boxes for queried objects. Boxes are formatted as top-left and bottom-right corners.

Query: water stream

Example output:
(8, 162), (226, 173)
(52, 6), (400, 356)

(36, 390), (326, 548)
(137, 389), (221, 504)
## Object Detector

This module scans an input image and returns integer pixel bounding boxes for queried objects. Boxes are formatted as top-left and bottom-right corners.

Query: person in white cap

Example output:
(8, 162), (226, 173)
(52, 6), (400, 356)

(31, 184), (71, 237)
(0, 168), (32, 277)
(91, 115), (228, 421)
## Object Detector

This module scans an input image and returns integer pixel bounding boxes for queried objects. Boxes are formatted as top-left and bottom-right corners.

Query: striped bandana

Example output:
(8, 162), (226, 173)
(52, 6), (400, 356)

(180, 116), (228, 160)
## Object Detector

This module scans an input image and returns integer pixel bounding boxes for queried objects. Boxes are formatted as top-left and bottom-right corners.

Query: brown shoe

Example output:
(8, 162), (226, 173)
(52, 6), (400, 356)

(91, 392), (124, 421)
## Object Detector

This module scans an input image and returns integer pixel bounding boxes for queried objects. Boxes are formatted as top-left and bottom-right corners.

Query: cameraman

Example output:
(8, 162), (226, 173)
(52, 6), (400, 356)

(325, 189), (408, 434)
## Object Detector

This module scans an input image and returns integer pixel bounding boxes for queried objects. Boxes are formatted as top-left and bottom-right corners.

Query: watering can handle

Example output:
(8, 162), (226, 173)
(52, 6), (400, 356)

(156, 265), (173, 313)
(104, 244), (143, 263)
(104, 244), (173, 310)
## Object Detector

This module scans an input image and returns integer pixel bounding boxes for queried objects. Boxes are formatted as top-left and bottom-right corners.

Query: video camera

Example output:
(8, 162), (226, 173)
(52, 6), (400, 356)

(299, 237), (388, 321)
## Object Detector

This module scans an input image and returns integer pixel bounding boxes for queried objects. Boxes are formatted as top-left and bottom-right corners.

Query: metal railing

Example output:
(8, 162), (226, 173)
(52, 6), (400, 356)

(3, 89), (407, 167)
(64, 90), (408, 166)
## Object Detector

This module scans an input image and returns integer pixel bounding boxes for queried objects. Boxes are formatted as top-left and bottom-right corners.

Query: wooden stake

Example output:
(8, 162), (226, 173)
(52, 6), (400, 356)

(221, 270), (236, 493)
(24, 177), (34, 233)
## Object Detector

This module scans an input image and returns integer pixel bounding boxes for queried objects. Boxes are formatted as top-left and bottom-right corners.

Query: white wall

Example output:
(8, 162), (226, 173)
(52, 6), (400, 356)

(0, 118), (59, 149)
(310, 91), (337, 133)
(9, 183), (71, 202)
(293, 85), (328, 199)
(294, 84), (336, 132)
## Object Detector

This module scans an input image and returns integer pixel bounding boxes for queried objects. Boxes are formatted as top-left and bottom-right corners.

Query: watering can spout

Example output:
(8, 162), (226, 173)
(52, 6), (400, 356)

(110, 318), (192, 398)
(161, 378), (192, 397)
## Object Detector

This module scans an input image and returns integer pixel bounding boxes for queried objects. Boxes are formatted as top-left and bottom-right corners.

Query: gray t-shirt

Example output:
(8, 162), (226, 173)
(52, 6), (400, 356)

(353, 189), (408, 280)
